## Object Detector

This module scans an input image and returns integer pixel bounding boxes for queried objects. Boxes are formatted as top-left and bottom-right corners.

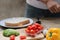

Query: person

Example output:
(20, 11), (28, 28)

(25, 0), (60, 18)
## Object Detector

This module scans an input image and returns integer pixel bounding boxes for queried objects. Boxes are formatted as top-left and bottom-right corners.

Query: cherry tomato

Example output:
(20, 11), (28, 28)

(38, 27), (41, 30)
(35, 29), (39, 32)
(28, 26), (32, 30)
(30, 30), (35, 34)
(25, 29), (30, 33)
(20, 36), (26, 39)
(31, 25), (37, 30)
(10, 35), (15, 40)
(29, 30), (36, 37)
(34, 23), (41, 28)
(40, 26), (43, 30)
(38, 26), (43, 30)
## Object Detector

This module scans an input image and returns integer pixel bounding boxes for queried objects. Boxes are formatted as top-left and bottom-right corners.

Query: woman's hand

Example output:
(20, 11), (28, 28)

(47, 1), (60, 13)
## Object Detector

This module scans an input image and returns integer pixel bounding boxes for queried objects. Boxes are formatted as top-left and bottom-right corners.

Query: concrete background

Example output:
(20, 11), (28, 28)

(0, 0), (26, 20)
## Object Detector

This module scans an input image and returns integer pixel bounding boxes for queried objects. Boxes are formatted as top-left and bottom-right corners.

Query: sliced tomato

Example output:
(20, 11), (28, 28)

(10, 35), (15, 40)
(20, 36), (26, 39)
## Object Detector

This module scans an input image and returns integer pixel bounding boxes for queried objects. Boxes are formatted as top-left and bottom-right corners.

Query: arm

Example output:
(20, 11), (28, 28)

(39, 0), (60, 13)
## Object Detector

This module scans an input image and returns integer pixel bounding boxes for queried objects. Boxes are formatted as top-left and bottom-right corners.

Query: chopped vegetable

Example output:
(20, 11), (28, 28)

(3, 29), (19, 37)
(10, 35), (15, 40)
(20, 36), (26, 39)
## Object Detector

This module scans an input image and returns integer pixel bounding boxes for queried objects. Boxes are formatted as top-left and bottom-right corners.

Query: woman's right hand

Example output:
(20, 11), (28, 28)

(47, 1), (60, 13)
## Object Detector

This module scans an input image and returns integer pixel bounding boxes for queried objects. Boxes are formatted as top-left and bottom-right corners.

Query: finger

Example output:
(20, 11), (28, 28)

(50, 5), (56, 13)
(57, 7), (60, 13)
(58, 6), (60, 12)
(59, 7), (60, 12)
(54, 6), (58, 13)
(55, 7), (60, 13)
(56, 5), (60, 13)
(49, 5), (57, 13)
(49, 8), (53, 13)
(51, 6), (56, 13)
(53, 5), (57, 13)
(49, 7), (55, 13)
(54, 7), (59, 13)
(49, 6), (54, 13)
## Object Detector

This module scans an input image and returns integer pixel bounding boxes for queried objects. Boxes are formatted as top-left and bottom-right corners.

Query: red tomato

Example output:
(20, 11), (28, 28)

(25, 29), (30, 33)
(10, 35), (15, 40)
(28, 26), (32, 30)
(29, 30), (36, 37)
(38, 26), (43, 30)
(31, 25), (37, 30)
(40, 26), (43, 30)
(34, 23), (41, 28)
(30, 30), (35, 34)
(38, 27), (41, 30)
(35, 29), (39, 32)
(20, 36), (26, 39)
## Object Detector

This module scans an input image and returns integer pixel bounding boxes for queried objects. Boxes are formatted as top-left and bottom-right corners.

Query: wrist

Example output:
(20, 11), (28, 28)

(46, 0), (53, 5)
(46, 0), (53, 4)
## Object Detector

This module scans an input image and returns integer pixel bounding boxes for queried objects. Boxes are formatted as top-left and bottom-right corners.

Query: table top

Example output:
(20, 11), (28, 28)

(0, 18), (60, 40)
(41, 18), (60, 28)
(0, 28), (46, 40)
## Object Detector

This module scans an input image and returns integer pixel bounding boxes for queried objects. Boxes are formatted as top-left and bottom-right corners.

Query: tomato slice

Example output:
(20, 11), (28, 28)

(10, 35), (15, 40)
(20, 36), (26, 39)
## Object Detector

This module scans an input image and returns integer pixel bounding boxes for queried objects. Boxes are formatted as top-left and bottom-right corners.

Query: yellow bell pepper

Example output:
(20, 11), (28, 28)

(46, 28), (60, 40)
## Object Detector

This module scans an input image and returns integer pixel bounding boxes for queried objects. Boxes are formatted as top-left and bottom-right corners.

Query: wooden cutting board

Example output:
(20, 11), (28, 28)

(0, 28), (45, 40)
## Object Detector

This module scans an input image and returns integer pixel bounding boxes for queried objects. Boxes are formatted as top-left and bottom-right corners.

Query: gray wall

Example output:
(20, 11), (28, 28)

(0, 0), (26, 20)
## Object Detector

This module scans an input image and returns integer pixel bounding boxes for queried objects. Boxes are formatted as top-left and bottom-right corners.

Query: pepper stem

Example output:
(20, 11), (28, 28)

(49, 32), (52, 37)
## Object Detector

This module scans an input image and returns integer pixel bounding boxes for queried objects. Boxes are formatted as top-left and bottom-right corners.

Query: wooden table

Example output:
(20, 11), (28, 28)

(0, 18), (60, 40)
